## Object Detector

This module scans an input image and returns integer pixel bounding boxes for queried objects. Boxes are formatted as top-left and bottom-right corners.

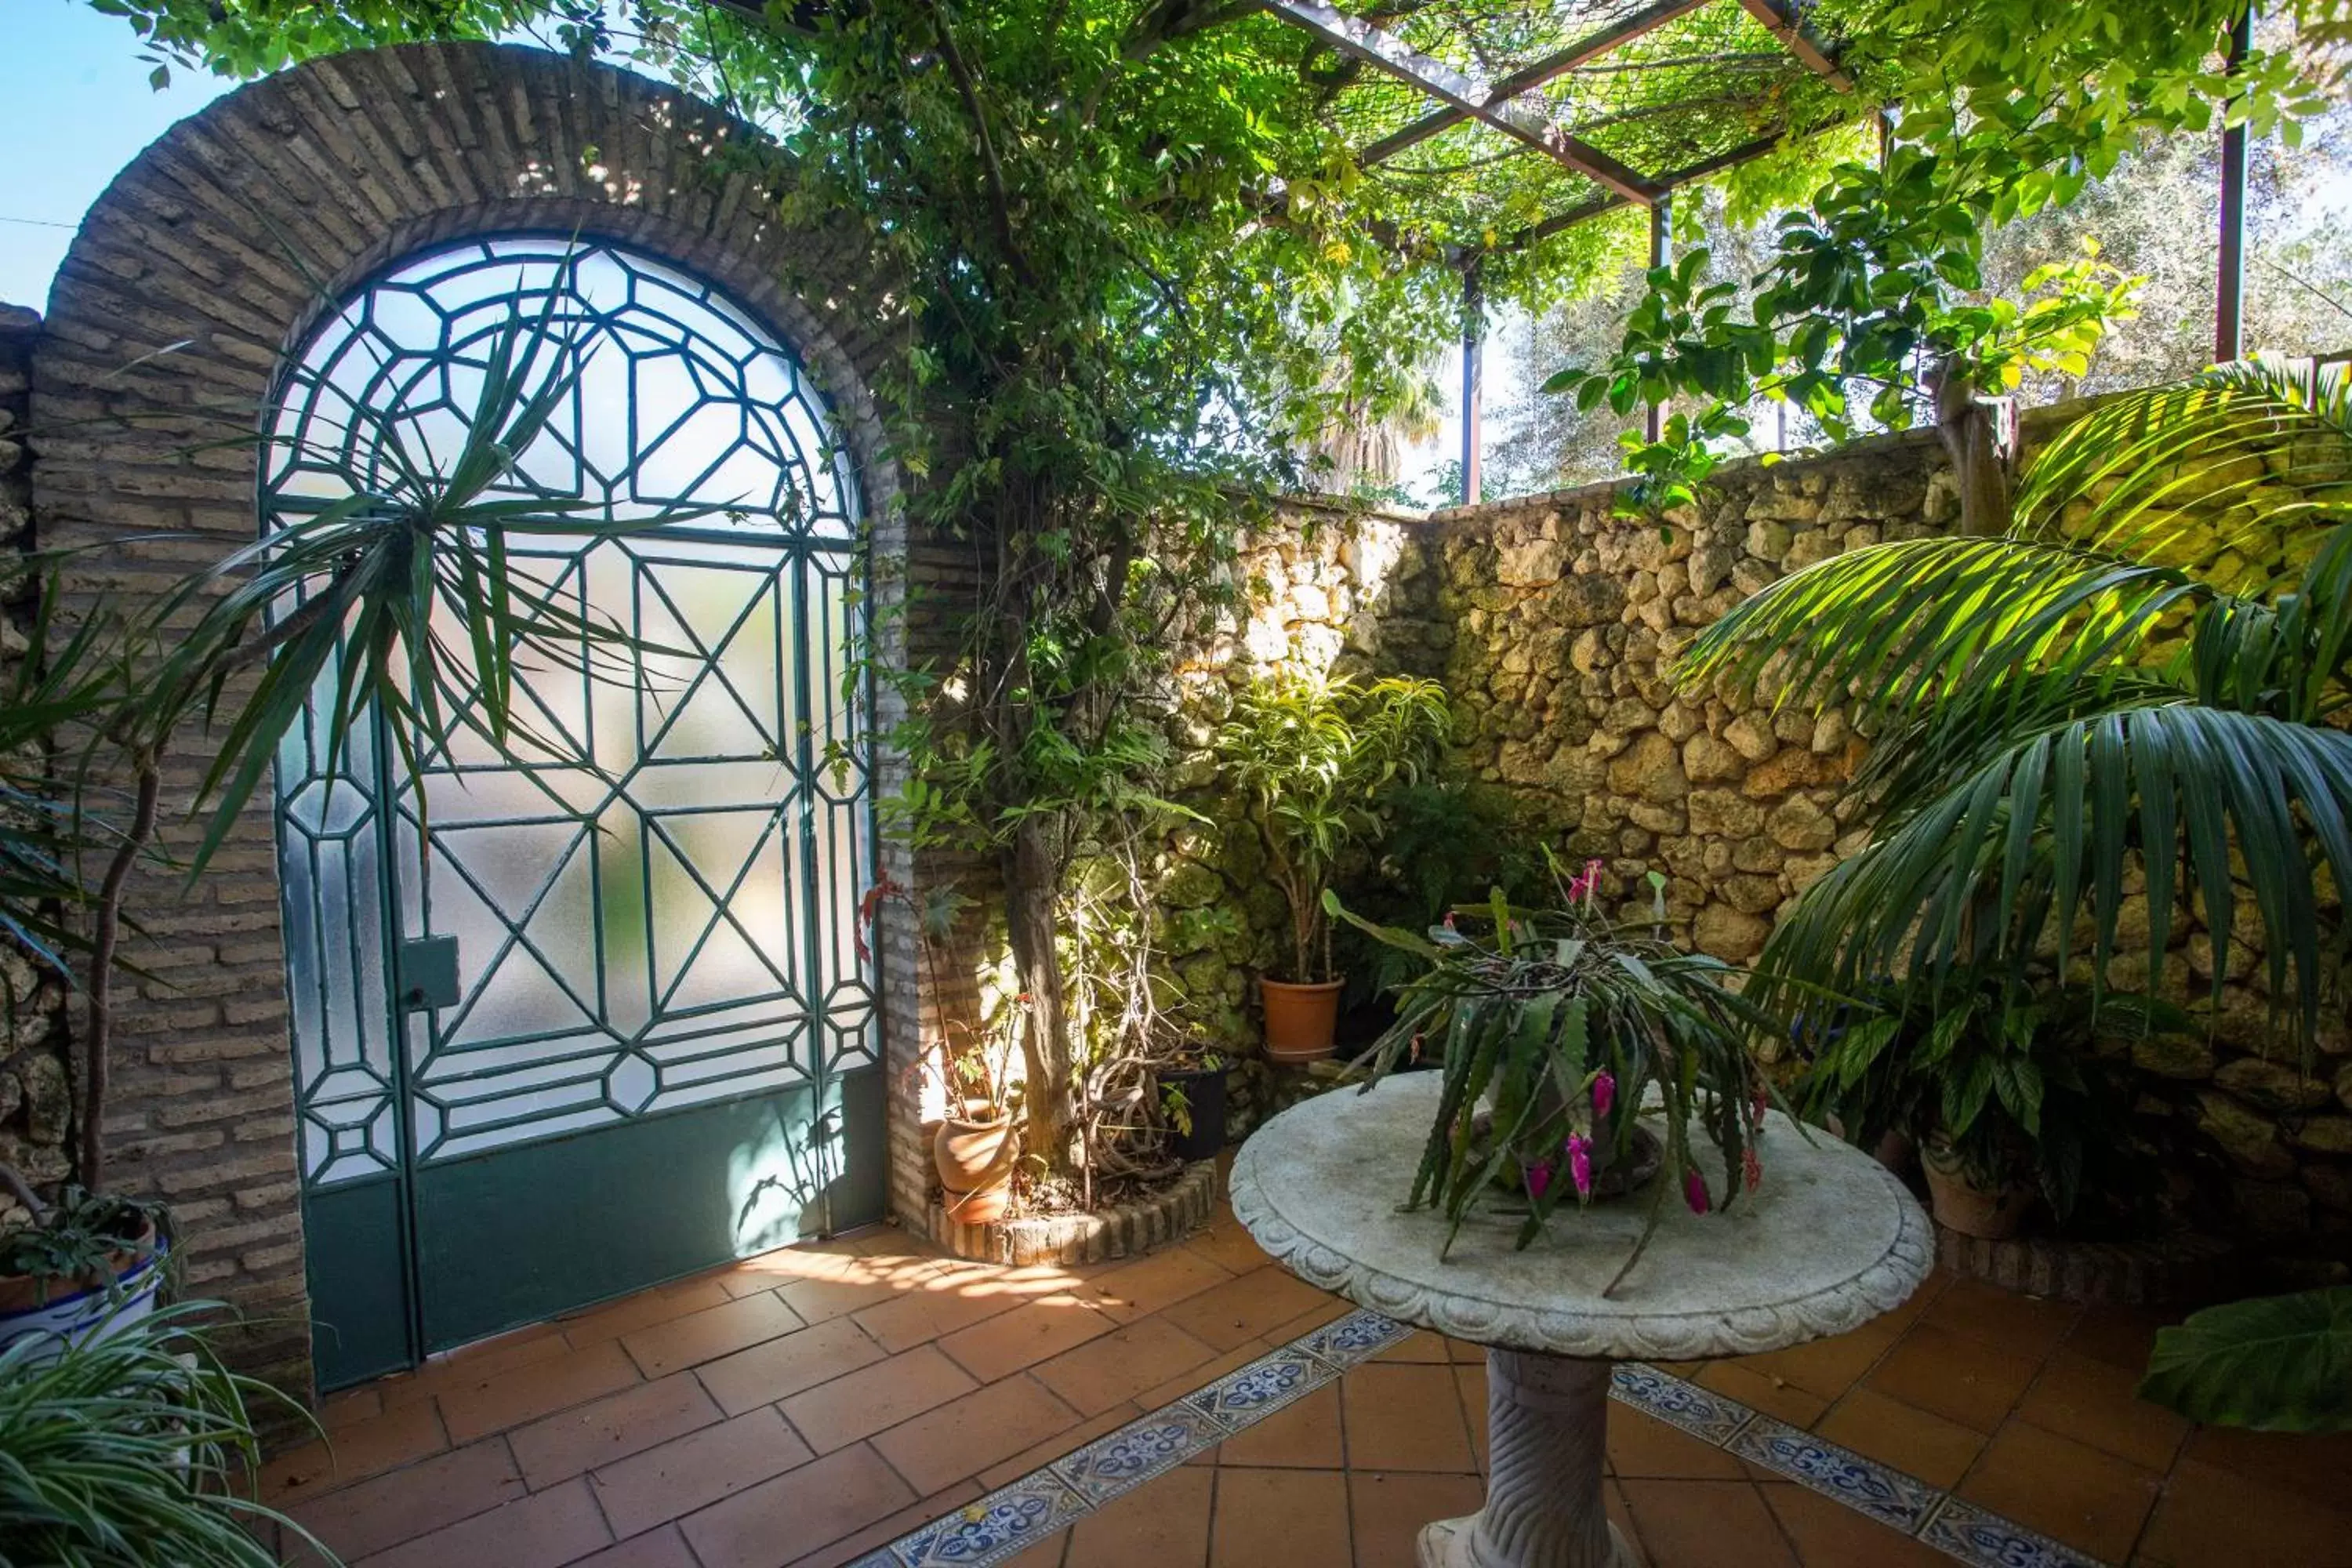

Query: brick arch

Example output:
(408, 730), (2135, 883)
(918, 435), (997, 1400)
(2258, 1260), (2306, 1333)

(28, 39), (931, 1399)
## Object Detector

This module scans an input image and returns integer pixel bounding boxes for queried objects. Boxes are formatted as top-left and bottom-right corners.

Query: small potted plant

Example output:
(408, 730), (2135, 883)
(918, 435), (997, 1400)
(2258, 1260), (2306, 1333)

(1329, 859), (1776, 1291)
(1217, 672), (1448, 1062)
(1795, 972), (2169, 1240)
(0, 1187), (172, 1351)
(929, 997), (1024, 1224)
(1153, 1035), (1232, 1163)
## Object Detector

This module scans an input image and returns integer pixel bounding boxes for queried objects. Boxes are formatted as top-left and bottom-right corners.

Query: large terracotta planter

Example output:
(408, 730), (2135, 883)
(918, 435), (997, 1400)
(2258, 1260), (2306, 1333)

(941, 1181), (1011, 1225)
(1922, 1140), (2034, 1240)
(1261, 978), (1344, 1062)
(934, 1105), (1014, 1193)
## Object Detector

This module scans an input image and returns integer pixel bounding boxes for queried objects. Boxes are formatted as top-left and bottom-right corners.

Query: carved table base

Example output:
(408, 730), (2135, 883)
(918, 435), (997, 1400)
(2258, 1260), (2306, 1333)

(1417, 1349), (1637, 1568)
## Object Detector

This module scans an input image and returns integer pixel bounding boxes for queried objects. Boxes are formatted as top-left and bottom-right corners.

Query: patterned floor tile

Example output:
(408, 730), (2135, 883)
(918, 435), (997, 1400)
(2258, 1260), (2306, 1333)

(890, 1473), (1090, 1567)
(1729, 1416), (1944, 1532)
(1610, 1361), (1757, 1446)
(1051, 1404), (1226, 1503)
(1179, 1343), (1334, 1432)
(1918, 1495), (2105, 1568)
(1294, 1307), (1415, 1369)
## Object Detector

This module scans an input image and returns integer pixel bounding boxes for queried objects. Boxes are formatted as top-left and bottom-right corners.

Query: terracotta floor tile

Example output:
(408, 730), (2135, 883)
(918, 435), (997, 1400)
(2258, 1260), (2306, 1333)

(1349, 1470), (1487, 1568)
(978, 1402), (1145, 1488)
(1864, 1323), (2042, 1434)
(1183, 1220), (1275, 1276)
(562, 1276), (739, 1348)
(1080, 1246), (1236, 1323)
(591, 1407), (817, 1539)
(286, 1439), (525, 1562)
(938, 1298), (1118, 1382)
(1812, 1386), (1986, 1490)
(2013, 1348), (2192, 1473)
(999, 1532), (1069, 1568)
(1606, 1407), (1748, 1479)
(1220, 1381), (1345, 1469)
(2061, 1301), (2178, 1374)
(568, 1525), (702, 1568)
(2177, 1422), (2352, 1512)
(321, 1386), (383, 1429)
(1259, 1296), (1353, 1345)
(1454, 1362), (1489, 1472)
(870, 1374), (1085, 1495)
(852, 1266), (1035, 1352)
(781, 1482), (983, 1568)
(1342, 1363), (1479, 1474)
(1605, 1480), (1648, 1566)
(1372, 1329), (1455, 1364)
(2135, 1455), (2352, 1567)
(1065, 1461), (1213, 1566)
(622, 1290), (806, 1378)
(438, 1338), (644, 1445)
(681, 1441), (918, 1568)
(1131, 1338), (1272, 1411)
(1759, 1481), (1949, 1567)
(1958, 1417), (2161, 1564)
(508, 1371), (723, 1489)
(1032, 1314), (1223, 1417)
(695, 1316), (890, 1417)
(774, 1269), (917, 1325)
(375, 1322), (575, 1410)
(1210, 1465), (1353, 1568)
(263, 1396), (446, 1501)
(1693, 1360), (1831, 1428)
(780, 1345), (981, 1453)
(1725, 1317), (1901, 1403)
(1160, 1266), (1341, 1352)
(1616, 1479), (1799, 1568)
(355, 1475), (611, 1568)
(1922, 1278), (2081, 1360)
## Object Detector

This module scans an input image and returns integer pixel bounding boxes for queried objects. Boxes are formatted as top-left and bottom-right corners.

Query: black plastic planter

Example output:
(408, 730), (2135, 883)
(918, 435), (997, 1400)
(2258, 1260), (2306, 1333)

(1159, 1062), (1230, 1163)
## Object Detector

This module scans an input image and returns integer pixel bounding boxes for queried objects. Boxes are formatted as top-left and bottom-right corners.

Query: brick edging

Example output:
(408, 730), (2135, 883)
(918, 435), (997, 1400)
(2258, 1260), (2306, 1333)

(927, 1160), (1221, 1267)
(1933, 1223), (2236, 1305)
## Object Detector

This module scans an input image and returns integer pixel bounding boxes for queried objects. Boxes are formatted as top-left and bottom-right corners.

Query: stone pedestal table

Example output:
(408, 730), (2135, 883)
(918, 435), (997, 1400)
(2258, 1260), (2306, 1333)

(1230, 1074), (1933, 1568)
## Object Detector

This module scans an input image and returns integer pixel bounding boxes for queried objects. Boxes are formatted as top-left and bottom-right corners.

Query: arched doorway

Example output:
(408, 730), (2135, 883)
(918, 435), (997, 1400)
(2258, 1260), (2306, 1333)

(269, 234), (883, 1386)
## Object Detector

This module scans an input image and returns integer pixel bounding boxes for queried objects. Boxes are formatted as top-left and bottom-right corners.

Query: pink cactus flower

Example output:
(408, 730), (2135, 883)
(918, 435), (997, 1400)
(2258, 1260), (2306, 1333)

(1443, 911), (1457, 929)
(1744, 1145), (1763, 1192)
(1566, 1134), (1593, 1197)
(1684, 1167), (1711, 1215)
(1592, 1071), (1615, 1120)
(1526, 1160), (1554, 1202)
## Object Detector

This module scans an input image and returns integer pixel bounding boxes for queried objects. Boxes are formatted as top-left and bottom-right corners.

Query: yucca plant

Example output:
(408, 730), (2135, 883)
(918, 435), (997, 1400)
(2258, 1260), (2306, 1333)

(1676, 353), (2352, 1429)
(0, 1301), (336, 1566)
(1217, 673), (1450, 983)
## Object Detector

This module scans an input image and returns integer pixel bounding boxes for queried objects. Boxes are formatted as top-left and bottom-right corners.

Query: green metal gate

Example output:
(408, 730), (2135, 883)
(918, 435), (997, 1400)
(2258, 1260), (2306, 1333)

(268, 238), (884, 1389)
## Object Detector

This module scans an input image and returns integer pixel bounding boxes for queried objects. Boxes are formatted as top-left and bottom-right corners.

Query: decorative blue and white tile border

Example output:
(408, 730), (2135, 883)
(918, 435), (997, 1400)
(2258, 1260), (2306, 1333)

(853, 1306), (2100, 1568)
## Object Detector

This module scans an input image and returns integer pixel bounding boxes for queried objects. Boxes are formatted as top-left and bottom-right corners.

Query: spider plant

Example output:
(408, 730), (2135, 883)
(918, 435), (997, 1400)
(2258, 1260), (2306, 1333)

(0, 1300), (336, 1566)
(1679, 353), (2352, 1047)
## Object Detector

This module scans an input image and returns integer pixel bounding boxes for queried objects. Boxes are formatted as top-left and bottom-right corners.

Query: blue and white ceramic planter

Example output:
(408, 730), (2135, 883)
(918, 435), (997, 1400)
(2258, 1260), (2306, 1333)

(0, 1237), (169, 1352)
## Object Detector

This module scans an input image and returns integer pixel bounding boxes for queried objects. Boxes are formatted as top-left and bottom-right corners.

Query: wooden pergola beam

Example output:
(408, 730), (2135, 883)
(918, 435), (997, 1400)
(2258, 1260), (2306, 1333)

(1261, 0), (1662, 204)
(1515, 126), (1797, 245)
(1737, 0), (1854, 92)
(1357, 0), (1715, 168)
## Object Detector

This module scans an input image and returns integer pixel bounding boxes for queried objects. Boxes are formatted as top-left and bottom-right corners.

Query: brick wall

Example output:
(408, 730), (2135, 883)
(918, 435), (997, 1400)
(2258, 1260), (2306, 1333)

(24, 41), (949, 1397)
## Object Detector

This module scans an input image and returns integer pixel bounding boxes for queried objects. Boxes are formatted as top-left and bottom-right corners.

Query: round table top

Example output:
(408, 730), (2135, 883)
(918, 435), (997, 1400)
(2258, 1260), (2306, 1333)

(1232, 1073), (1933, 1361)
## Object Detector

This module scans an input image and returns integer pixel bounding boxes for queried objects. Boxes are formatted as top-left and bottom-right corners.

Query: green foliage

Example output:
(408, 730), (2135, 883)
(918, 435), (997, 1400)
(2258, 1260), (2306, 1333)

(0, 1189), (168, 1301)
(1218, 673), (1449, 982)
(1333, 776), (1548, 1001)
(1793, 975), (2172, 1221)
(1330, 873), (1774, 1290)
(0, 1301), (335, 1566)
(2139, 1287), (2352, 1432)
(1681, 354), (2352, 1053)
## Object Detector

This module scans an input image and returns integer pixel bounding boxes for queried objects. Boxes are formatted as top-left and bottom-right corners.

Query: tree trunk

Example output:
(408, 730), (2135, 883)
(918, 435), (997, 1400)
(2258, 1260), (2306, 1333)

(1004, 815), (1074, 1166)
(79, 750), (161, 1194)
(1931, 361), (2017, 538)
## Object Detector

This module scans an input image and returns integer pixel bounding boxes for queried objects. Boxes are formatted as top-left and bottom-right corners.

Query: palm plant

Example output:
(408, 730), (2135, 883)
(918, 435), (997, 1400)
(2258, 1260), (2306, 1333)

(0, 1301), (335, 1566)
(1679, 353), (2352, 1045)
(1217, 672), (1450, 983)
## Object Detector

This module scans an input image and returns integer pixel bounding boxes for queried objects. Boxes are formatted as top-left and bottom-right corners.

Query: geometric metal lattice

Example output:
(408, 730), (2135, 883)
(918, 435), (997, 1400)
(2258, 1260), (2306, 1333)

(270, 236), (874, 1188)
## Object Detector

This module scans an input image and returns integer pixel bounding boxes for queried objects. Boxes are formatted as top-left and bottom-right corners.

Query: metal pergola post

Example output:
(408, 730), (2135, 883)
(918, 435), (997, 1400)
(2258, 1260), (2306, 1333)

(1461, 260), (1484, 505)
(2216, 4), (2254, 363)
(1646, 193), (1673, 442)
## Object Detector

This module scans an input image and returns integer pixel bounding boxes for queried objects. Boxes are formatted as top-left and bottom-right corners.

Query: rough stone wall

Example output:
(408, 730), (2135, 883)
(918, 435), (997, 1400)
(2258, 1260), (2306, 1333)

(25, 41), (941, 1395)
(0, 306), (74, 1220)
(1167, 419), (2350, 1267)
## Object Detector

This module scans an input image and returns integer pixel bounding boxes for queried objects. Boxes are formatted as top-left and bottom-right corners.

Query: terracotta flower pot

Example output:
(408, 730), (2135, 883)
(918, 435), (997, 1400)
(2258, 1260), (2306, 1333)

(941, 1181), (1011, 1225)
(1921, 1140), (2034, 1240)
(1261, 978), (1344, 1062)
(934, 1104), (1014, 1194)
